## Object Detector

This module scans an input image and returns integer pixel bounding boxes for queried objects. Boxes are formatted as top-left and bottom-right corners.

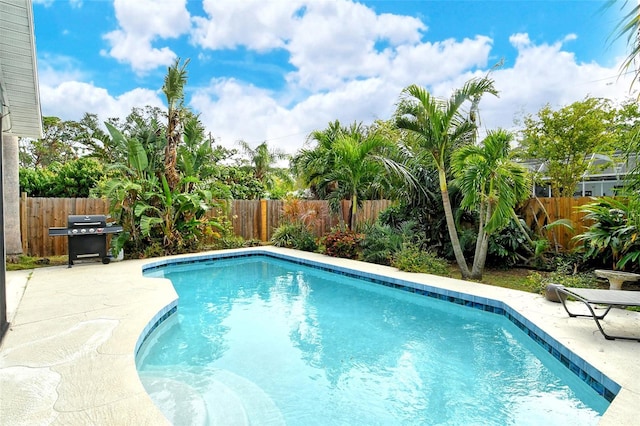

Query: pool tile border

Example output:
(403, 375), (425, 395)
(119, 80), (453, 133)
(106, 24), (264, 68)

(134, 301), (178, 357)
(140, 249), (620, 403)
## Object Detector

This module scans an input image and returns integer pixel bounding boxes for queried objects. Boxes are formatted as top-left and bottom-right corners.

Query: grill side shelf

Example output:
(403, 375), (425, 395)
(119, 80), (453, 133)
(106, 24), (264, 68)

(49, 227), (69, 236)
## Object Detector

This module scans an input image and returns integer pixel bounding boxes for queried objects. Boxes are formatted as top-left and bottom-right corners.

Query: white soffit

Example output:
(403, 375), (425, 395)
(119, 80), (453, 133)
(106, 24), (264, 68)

(0, 0), (42, 138)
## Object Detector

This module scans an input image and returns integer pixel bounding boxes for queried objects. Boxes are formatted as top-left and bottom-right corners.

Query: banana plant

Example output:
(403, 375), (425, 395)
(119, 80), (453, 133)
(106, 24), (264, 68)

(135, 174), (222, 251)
(99, 121), (224, 256)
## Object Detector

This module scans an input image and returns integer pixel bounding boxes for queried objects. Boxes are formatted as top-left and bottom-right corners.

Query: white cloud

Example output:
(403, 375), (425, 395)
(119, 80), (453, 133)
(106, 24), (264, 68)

(102, 31), (176, 74)
(191, 0), (305, 51)
(34, 0), (84, 7)
(478, 34), (634, 135)
(190, 0), (426, 91)
(387, 36), (493, 88)
(37, 54), (87, 87)
(37, 54), (166, 124)
(187, 31), (633, 156)
(285, 0), (426, 91)
(190, 76), (398, 155)
(509, 33), (533, 50)
(377, 12), (427, 45)
(102, 0), (191, 74)
(191, 78), (302, 152)
(32, 0), (54, 7)
(290, 78), (399, 129)
(36, 1), (635, 160)
(40, 81), (164, 124)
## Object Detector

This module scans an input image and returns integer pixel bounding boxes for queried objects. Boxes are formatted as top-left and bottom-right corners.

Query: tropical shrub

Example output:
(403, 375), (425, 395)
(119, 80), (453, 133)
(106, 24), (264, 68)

(218, 166), (266, 199)
(487, 218), (530, 268)
(281, 197), (326, 228)
(142, 242), (165, 259)
(215, 235), (247, 250)
(376, 204), (406, 230)
(202, 214), (248, 250)
(244, 239), (263, 247)
(19, 157), (106, 197)
(523, 271), (599, 295)
(360, 223), (403, 265)
(19, 167), (55, 196)
(377, 199), (453, 260)
(391, 244), (450, 276)
(548, 252), (586, 275)
(271, 222), (317, 252)
(271, 197), (323, 252)
(322, 228), (363, 259)
(49, 157), (106, 197)
(573, 196), (640, 272)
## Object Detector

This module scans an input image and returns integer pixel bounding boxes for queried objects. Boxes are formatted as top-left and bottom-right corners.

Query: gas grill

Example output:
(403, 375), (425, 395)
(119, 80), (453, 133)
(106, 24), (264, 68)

(49, 215), (123, 268)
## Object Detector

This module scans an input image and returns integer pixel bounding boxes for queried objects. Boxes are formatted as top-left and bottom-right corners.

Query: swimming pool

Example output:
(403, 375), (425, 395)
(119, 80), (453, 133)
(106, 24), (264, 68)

(138, 252), (613, 425)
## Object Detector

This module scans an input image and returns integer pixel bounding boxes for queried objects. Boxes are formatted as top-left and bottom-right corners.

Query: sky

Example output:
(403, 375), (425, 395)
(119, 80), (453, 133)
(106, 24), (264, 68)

(32, 0), (636, 156)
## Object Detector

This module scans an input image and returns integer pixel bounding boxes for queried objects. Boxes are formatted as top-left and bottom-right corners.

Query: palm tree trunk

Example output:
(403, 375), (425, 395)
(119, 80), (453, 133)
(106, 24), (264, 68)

(472, 201), (486, 263)
(349, 194), (357, 230)
(439, 169), (471, 278)
(164, 108), (181, 191)
(471, 203), (492, 279)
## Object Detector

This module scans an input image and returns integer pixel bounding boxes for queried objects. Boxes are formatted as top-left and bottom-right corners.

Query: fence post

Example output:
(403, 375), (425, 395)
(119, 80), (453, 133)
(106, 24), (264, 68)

(260, 199), (268, 242)
(20, 192), (27, 255)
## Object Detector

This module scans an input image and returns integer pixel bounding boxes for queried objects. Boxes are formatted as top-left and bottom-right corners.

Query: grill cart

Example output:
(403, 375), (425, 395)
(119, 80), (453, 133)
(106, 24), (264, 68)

(49, 215), (123, 268)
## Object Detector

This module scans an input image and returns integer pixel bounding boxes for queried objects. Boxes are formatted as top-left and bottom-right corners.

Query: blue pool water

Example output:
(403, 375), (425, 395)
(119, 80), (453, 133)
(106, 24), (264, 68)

(138, 255), (609, 425)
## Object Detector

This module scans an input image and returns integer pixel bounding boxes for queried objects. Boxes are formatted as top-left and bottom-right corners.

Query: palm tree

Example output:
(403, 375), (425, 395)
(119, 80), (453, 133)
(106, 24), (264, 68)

(291, 120), (354, 199)
(237, 140), (291, 193)
(325, 132), (393, 230)
(178, 112), (218, 184)
(609, 0), (640, 91)
(293, 120), (413, 228)
(452, 129), (530, 278)
(162, 58), (190, 191)
(395, 77), (498, 279)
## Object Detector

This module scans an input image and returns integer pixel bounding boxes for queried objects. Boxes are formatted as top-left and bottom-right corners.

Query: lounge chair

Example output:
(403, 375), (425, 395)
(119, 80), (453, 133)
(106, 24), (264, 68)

(554, 286), (640, 342)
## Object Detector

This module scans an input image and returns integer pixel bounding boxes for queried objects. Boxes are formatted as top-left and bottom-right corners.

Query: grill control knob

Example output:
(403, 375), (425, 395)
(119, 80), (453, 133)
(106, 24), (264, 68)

(81, 229), (87, 234)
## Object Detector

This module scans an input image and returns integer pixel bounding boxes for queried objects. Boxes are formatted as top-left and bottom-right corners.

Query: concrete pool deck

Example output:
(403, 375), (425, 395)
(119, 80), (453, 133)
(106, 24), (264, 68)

(1, 246), (640, 425)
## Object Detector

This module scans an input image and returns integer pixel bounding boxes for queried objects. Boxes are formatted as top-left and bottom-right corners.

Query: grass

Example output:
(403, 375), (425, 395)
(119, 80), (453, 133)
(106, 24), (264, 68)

(473, 268), (540, 290)
(448, 264), (546, 293)
(6, 255), (68, 271)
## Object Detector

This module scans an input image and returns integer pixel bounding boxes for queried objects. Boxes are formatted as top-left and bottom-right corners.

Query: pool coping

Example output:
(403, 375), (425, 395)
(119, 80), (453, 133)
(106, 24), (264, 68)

(2, 246), (640, 424)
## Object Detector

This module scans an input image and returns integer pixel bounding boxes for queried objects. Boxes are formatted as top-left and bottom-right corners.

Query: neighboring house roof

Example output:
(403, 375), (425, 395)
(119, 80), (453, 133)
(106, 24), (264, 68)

(0, 0), (42, 139)
(519, 151), (638, 181)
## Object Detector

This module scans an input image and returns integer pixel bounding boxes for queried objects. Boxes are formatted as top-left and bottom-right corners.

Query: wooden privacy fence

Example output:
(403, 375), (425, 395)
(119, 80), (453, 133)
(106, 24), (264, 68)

(519, 197), (596, 252)
(20, 194), (112, 258)
(19, 196), (393, 257)
(213, 199), (342, 242)
(20, 195), (598, 257)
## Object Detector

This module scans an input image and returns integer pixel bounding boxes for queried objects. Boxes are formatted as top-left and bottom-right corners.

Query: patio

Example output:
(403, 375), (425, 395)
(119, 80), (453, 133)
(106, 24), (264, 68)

(1, 246), (640, 425)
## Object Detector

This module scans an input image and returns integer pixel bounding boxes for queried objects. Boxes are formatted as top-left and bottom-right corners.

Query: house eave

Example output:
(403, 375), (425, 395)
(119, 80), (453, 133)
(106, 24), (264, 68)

(0, 0), (43, 139)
